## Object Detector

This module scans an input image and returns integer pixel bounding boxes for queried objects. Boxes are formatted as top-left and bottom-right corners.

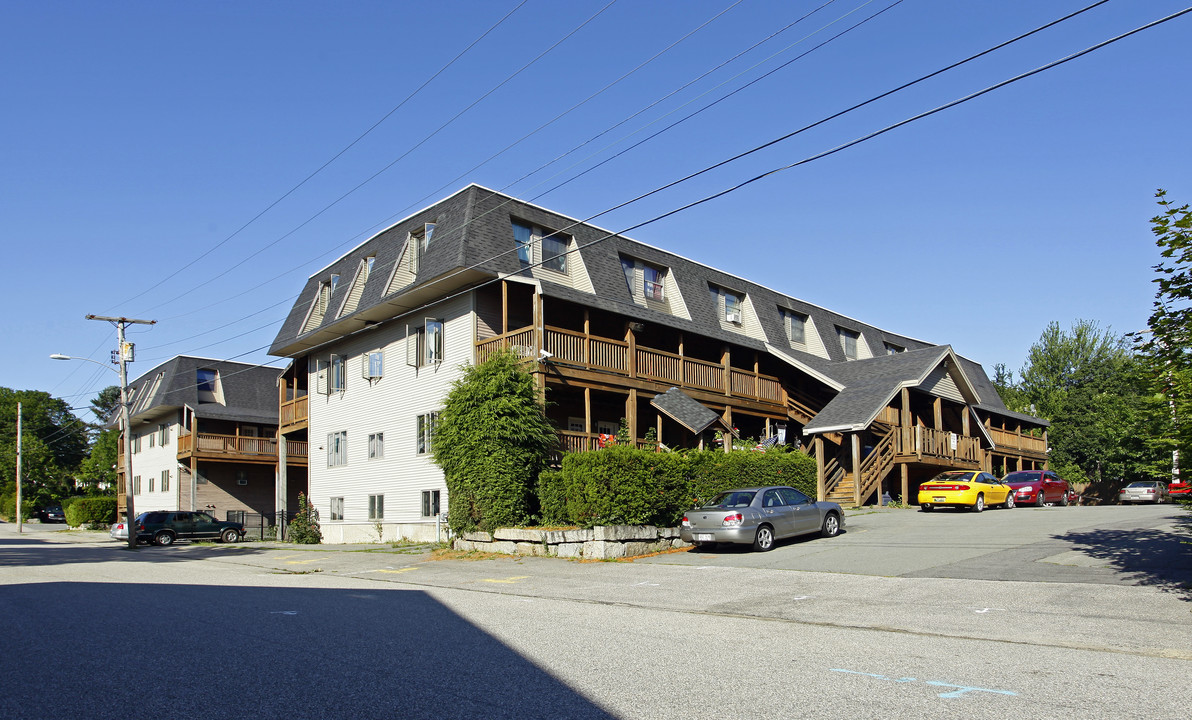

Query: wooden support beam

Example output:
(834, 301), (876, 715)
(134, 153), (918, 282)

(501, 280), (508, 334)
(900, 463), (909, 507)
(627, 388), (638, 447)
(933, 397), (942, 430)
(815, 436), (825, 501)
(852, 433), (862, 506)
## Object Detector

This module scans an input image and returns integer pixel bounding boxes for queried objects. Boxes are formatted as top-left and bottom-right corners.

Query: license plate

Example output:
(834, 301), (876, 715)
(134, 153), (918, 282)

(933, 497), (946, 502)
(695, 533), (715, 542)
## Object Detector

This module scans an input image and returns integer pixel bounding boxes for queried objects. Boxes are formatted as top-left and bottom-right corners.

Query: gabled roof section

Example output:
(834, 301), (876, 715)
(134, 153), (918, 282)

(651, 387), (727, 434)
(803, 346), (982, 434)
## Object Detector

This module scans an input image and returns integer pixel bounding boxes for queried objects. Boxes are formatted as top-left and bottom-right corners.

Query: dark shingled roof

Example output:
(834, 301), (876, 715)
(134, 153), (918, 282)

(268, 184), (1047, 432)
(121, 356), (282, 426)
(651, 387), (724, 434)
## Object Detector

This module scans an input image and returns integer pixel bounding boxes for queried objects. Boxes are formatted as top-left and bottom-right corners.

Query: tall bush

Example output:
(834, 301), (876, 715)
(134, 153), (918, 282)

(687, 448), (816, 506)
(288, 492), (322, 544)
(562, 445), (689, 528)
(63, 496), (116, 527)
(434, 351), (557, 534)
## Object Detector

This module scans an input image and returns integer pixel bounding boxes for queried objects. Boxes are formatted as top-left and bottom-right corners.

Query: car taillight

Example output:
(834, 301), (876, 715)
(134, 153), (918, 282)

(926, 484), (969, 491)
(681, 515), (689, 526)
(723, 513), (743, 527)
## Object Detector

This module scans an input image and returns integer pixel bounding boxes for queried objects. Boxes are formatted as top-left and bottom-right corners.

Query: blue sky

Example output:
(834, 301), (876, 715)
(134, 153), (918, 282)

(5, 0), (1190, 411)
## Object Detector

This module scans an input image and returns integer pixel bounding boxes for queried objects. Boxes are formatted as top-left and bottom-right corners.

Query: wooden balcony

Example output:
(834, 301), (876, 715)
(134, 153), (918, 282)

(280, 395), (308, 434)
(988, 427), (1047, 457)
(177, 433), (308, 466)
(894, 426), (982, 467)
(477, 325), (784, 405)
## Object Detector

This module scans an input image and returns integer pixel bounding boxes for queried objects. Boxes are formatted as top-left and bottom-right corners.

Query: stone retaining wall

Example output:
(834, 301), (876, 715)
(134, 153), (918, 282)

(453, 525), (689, 559)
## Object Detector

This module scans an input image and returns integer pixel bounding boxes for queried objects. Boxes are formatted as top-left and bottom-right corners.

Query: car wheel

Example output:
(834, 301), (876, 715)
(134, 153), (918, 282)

(1060, 492), (1069, 507)
(752, 525), (775, 552)
(1037, 492), (1047, 507)
(1004, 493), (1015, 509)
(920, 504), (933, 512)
(154, 531), (175, 546)
(820, 512), (841, 538)
(220, 528), (240, 543)
(972, 494), (985, 513)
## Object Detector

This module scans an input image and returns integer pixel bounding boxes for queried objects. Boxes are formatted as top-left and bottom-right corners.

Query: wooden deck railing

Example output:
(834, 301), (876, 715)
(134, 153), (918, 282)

(177, 433), (307, 461)
(896, 426), (981, 464)
(280, 395), (308, 428)
(988, 428), (1047, 454)
(476, 324), (784, 405)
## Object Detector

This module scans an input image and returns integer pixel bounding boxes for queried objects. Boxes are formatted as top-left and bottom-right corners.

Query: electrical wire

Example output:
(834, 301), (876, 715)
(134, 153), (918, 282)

(110, 0), (532, 311)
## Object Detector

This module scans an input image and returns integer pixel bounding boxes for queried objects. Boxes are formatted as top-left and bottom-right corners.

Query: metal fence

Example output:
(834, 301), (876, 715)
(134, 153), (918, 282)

(224, 510), (296, 541)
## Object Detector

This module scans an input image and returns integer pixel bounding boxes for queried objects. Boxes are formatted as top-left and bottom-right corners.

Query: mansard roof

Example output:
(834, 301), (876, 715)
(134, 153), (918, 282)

(121, 355), (282, 426)
(268, 184), (1045, 430)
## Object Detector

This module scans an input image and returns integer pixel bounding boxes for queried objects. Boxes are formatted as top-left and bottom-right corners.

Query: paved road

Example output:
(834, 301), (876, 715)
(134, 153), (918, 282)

(1, 506), (1189, 719)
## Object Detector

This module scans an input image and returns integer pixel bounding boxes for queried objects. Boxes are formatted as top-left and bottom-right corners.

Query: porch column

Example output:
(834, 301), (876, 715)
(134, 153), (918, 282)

(626, 388), (638, 448)
(815, 436), (825, 501)
(721, 345), (731, 397)
(584, 387), (591, 451)
(722, 407), (732, 453)
(277, 433), (287, 540)
(1043, 429), (1049, 470)
(852, 433), (862, 507)
(900, 463), (909, 507)
(933, 397), (942, 430)
(190, 454), (198, 511)
(626, 326), (637, 378)
(501, 280), (508, 334)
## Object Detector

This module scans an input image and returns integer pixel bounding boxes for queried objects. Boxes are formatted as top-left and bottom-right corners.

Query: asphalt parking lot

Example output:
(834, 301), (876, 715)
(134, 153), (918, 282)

(640, 502), (1192, 589)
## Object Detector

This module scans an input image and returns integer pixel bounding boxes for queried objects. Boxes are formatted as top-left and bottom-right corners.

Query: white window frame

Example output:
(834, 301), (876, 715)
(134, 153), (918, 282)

(368, 494), (384, 520)
(161, 469), (169, 493)
(364, 350), (384, 379)
(416, 412), (438, 455)
(421, 489), (441, 518)
(838, 328), (859, 360)
(330, 497), (344, 521)
(329, 354), (346, 393)
(368, 432), (384, 460)
(327, 431), (347, 467)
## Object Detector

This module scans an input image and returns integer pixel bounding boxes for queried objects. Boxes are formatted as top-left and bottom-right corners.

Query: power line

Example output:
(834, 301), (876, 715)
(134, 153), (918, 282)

(111, 0), (530, 311)
(131, 0), (619, 319)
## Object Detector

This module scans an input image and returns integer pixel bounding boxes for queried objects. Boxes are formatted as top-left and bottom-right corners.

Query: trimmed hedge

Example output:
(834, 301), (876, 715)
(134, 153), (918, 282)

(64, 496), (116, 527)
(545, 446), (817, 529)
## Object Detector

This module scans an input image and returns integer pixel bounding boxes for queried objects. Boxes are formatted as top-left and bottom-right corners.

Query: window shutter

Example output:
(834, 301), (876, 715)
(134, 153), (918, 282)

(406, 325), (419, 367)
(316, 358), (329, 394)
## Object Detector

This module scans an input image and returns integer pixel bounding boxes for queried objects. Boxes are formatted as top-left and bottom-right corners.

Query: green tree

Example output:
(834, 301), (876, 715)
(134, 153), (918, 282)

(0, 388), (89, 509)
(1012, 321), (1147, 483)
(90, 386), (121, 423)
(78, 427), (119, 493)
(433, 351), (557, 534)
(1140, 190), (1192, 483)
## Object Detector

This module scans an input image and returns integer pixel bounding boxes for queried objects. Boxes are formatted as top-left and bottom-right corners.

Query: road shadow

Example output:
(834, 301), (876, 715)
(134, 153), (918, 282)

(0, 534), (277, 567)
(1055, 515), (1192, 601)
(0, 580), (615, 719)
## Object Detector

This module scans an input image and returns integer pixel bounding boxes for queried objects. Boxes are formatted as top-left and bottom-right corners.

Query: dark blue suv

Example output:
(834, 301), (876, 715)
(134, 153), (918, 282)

(133, 511), (245, 545)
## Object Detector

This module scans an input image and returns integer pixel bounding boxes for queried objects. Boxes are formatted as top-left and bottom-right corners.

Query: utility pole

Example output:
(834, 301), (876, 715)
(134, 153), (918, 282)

(15, 403), (21, 534)
(86, 314), (156, 549)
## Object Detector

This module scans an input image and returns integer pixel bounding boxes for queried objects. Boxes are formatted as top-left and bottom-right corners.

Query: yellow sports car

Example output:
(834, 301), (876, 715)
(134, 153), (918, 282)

(917, 471), (1014, 512)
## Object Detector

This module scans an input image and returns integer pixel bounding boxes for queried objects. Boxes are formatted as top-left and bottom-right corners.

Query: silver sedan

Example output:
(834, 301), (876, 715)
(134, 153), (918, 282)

(680, 486), (844, 551)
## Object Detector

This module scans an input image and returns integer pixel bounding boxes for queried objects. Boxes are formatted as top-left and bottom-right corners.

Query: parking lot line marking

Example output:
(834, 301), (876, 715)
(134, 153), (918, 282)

(830, 669), (1017, 699)
(285, 558), (322, 565)
(375, 567), (419, 574)
(481, 575), (530, 584)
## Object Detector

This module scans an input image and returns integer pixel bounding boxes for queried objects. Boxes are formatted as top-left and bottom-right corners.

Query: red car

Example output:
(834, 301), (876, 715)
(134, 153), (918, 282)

(1169, 481), (1190, 500)
(1001, 470), (1071, 507)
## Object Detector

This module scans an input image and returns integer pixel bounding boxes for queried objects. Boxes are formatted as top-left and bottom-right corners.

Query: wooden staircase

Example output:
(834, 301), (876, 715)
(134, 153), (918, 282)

(816, 426), (897, 507)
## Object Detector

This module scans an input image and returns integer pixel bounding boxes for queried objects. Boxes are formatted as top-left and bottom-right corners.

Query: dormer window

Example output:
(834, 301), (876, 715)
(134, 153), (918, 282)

(512, 220), (570, 273)
(780, 308), (807, 345)
(407, 223), (435, 273)
(196, 368), (225, 404)
(724, 291), (742, 323)
(838, 327), (860, 360)
(885, 342), (904, 355)
(709, 285), (744, 325)
(621, 256), (667, 301)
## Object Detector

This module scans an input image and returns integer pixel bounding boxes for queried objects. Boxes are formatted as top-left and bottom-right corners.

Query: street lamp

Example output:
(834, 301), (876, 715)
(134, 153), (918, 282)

(52, 341), (143, 549)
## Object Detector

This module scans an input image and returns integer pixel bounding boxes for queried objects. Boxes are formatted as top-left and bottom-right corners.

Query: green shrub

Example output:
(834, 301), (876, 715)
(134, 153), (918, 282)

(536, 469), (568, 526)
(63, 496), (116, 527)
(288, 492), (322, 544)
(687, 448), (815, 506)
(434, 352), (557, 534)
(561, 445), (690, 528)
(0, 494), (33, 522)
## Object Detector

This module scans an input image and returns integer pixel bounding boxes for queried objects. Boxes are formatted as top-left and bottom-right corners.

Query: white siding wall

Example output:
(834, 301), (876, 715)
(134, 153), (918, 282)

(307, 293), (472, 543)
(128, 420), (181, 513)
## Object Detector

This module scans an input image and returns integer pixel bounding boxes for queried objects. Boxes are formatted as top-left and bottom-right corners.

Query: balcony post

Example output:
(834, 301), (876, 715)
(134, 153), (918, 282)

(815, 436), (826, 501)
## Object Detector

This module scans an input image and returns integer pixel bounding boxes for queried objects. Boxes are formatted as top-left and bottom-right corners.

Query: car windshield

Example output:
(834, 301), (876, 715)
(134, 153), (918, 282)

(927, 472), (971, 483)
(1002, 472), (1040, 483)
(1126, 482), (1154, 488)
(706, 491), (756, 508)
